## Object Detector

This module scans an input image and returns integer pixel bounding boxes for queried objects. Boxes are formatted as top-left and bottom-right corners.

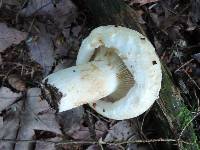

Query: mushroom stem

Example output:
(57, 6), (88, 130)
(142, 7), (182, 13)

(44, 60), (118, 112)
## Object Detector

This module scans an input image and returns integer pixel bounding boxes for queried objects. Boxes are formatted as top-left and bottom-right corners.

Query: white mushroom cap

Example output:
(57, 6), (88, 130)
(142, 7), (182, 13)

(76, 26), (162, 120)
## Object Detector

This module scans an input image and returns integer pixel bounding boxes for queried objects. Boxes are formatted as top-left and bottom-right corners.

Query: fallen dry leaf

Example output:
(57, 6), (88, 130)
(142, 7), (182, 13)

(95, 120), (108, 139)
(53, 59), (74, 72)
(68, 124), (105, 141)
(22, 0), (79, 76)
(0, 87), (22, 112)
(2, 0), (20, 6)
(58, 107), (84, 134)
(68, 124), (91, 140)
(59, 111), (107, 141)
(35, 142), (56, 150)
(127, 143), (149, 150)
(0, 101), (22, 150)
(61, 144), (82, 150)
(133, 0), (159, 6)
(15, 88), (62, 150)
(191, 0), (200, 24)
(8, 74), (26, 91)
(104, 120), (137, 142)
(35, 137), (61, 150)
(26, 23), (55, 76)
(0, 23), (27, 52)
(86, 145), (99, 150)
(58, 108), (105, 141)
(193, 53), (200, 63)
(20, 0), (77, 28)
(58, 107), (91, 140)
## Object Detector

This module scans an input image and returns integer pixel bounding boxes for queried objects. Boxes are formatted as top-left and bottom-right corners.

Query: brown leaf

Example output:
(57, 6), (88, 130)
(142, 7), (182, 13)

(69, 124), (91, 140)
(95, 120), (108, 139)
(26, 23), (55, 76)
(86, 145), (100, 150)
(35, 137), (61, 150)
(58, 108), (107, 141)
(15, 88), (62, 150)
(2, 0), (20, 6)
(0, 23), (27, 52)
(58, 107), (84, 134)
(20, 0), (77, 27)
(95, 120), (108, 131)
(193, 53), (200, 63)
(191, 0), (200, 24)
(8, 74), (26, 91)
(104, 120), (138, 142)
(67, 125), (105, 141)
(133, 0), (159, 6)
(0, 87), (22, 112)
(61, 144), (82, 150)
(0, 101), (22, 150)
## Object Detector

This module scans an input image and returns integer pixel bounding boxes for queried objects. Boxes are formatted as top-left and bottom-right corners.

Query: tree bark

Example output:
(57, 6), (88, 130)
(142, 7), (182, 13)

(74, 0), (199, 149)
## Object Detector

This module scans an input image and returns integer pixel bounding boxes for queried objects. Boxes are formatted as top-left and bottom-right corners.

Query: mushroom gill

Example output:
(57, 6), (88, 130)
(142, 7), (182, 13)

(91, 46), (135, 102)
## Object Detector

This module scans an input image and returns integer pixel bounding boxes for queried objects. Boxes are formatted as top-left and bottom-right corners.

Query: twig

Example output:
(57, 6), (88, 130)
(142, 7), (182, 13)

(27, 17), (36, 34)
(0, 138), (194, 145)
(175, 59), (194, 72)
(139, 109), (155, 150)
(85, 110), (97, 140)
(32, 1), (52, 16)
(85, 110), (110, 123)
(193, 89), (200, 111)
(140, 108), (150, 133)
(183, 69), (200, 91)
(178, 111), (200, 140)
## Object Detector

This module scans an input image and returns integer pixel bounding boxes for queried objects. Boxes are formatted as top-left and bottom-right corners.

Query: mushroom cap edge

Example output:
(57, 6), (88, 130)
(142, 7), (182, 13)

(76, 25), (162, 120)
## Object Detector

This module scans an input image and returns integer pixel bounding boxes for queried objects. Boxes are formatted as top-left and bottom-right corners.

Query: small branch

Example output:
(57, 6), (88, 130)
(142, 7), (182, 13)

(175, 59), (194, 72)
(183, 69), (200, 91)
(0, 138), (195, 145)
(178, 111), (200, 140)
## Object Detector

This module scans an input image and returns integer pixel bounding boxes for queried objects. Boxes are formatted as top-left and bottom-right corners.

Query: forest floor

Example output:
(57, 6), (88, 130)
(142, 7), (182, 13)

(0, 0), (199, 150)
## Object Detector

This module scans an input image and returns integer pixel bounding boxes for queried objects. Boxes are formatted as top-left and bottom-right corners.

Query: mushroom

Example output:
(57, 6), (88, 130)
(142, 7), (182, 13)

(43, 26), (162, 120)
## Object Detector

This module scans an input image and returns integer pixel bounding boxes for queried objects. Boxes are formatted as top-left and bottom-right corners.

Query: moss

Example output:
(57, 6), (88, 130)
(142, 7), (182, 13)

(158, 64), (200, 149)
(177, 107), (193, 128)
(177, 106), (199, 150)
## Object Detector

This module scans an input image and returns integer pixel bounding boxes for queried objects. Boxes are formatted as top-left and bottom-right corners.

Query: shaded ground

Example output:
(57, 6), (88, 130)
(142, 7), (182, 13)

(0, 0), (199, 150)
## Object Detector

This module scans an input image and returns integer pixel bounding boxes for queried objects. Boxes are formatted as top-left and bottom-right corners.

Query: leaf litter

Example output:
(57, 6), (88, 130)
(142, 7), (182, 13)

(0, 88), (61, 150)
(0, 87), (22, 112)
(0, 0), (200, 149)
(0, 100), (23, 150)
(1, 88), (61, 150)
(104, 121), (137, 142)
(20, 0), (77, 28)
(8, 74), (26, 92)
(0, 23), (27, 52)
(26, 23), (56, 76)
(23, 0), (80, 76)
(0, 1), (94, 149)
